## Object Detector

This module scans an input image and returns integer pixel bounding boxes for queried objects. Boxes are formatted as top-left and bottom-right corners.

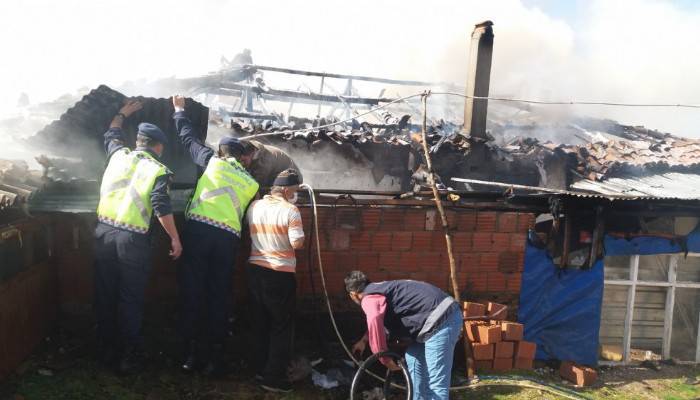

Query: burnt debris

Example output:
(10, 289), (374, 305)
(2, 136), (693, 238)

(29, 85), (209, 184)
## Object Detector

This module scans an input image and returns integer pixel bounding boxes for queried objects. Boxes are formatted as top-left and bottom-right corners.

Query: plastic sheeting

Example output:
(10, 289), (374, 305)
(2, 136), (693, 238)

(518, 236), (604, 366)
(605, 225), (700, 256)
(604, 235), (683, 256)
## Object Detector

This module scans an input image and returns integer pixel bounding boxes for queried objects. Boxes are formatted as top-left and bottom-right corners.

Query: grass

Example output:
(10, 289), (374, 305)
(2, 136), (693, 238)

(1, 312), (697, 400)
(4, 358), (699, 400)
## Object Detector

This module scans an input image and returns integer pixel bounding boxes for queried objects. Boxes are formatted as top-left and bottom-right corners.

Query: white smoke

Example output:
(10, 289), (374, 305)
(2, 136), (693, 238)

(1, 0), (699, 137)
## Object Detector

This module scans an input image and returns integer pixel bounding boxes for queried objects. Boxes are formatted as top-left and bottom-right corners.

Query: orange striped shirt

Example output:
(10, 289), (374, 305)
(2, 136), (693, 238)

(246, 195), (304, 272)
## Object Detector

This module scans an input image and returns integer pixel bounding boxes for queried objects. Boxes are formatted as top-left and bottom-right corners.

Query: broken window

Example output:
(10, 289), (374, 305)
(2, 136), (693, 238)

(637, 254), (669, 282)
(630, 286), (665, 361)
(604, 255), (631, 280)
(599, 285), (629, 362)
(600, 252), (700, 364)
(677, 255), (700, 283)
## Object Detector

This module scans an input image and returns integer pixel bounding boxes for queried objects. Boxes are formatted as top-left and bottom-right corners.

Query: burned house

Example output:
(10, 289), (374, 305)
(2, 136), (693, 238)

(1, 23), (699, 384)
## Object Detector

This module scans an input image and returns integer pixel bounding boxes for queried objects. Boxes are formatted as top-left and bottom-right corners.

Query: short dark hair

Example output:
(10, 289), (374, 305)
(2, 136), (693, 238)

(135, 134), (157, 149)
(344, 270), (369, 293)
(241, 141), (256, 155)
(219, 144), (243, 158)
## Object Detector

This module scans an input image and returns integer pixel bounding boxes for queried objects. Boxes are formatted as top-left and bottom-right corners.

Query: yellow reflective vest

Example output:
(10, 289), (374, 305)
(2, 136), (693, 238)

(97, 148), (169, 234)
(186, 157), (259, 235)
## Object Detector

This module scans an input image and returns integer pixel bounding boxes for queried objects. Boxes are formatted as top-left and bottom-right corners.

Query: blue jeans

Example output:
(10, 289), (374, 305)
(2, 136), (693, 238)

(405, 304), (462, 400)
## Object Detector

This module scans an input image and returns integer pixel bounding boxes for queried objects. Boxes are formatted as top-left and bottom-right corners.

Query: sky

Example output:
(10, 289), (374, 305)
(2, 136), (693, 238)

(1, 0), (699, 137)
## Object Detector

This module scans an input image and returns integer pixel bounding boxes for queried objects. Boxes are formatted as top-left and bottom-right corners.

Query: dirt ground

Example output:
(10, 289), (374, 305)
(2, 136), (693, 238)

(0, 311), (698, 400)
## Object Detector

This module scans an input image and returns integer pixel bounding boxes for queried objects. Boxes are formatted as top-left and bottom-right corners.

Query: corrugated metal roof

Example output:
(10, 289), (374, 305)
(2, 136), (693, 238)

(571, 172), (700, 200)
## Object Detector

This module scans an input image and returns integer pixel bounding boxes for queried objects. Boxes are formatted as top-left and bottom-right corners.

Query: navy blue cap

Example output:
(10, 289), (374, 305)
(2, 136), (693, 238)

(219, 136), (245, 152)
(137, 122), (168, 145)
(273, 169), (301, 187)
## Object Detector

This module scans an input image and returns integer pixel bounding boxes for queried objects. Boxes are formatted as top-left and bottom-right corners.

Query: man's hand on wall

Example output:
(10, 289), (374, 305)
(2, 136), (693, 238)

(172, 95), (186, 111)
(119, 99), (143, 118)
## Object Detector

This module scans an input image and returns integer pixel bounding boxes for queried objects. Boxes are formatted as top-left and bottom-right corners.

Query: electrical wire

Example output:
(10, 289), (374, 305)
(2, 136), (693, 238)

(238, 91), (700, 141)
(299, 183), (588, 399)
(432, 91), (700, 108)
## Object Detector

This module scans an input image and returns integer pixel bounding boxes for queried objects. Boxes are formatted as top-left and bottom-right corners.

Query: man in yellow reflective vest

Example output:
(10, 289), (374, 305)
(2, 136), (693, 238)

(172, 95), (259, 376)
(94, 100), (182, 375)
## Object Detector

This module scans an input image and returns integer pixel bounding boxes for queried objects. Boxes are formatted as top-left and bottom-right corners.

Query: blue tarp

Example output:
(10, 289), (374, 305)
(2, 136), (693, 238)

(605, 226), (700, 256)
(604, 235), (683, 255)
(518, 238), (604, 366)
(518, 225), (700, 366)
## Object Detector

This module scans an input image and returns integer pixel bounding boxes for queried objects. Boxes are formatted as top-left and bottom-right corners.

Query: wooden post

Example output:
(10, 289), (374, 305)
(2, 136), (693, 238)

(419, 93), (474, 380)
(696, 311), (700, 363)
(562, 212), (571, 268)
(317, 76), (325, 116)
(622, 255), (640, 363)
(589, 206), (604, 268)
(662, 255), (678, 359)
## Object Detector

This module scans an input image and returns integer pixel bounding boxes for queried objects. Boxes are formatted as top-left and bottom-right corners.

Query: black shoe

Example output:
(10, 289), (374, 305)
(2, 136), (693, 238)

(97, 346), (119, 367)
(254, 374), (263, 383)
(118, 348), (145, 375)
(202, 343), (227, 378)
(260, 379), (292, 394)
(181, 341), (198, 373)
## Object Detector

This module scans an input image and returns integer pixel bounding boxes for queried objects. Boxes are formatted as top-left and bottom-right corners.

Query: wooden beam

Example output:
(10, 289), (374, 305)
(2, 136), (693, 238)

(605, 280), (700, 289)
(245, 64), (447, 87)
(222, 111), (278, 120)
(317, 76), (325, 116)
(589, 206), (605, 268)
(562, 212), (571, 268)
(662, 255), (678, 359)
(218, 81), (397, 105)
(622, 255), (639, 363)
(696, 312), (700, 363)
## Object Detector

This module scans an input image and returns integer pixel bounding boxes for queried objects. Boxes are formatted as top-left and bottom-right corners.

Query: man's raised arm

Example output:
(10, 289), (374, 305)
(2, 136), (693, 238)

(172, 95), (213, 168)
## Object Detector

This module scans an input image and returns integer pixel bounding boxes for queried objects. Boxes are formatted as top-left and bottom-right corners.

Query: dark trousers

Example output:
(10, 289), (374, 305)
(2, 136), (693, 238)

(179, 220), (240, 345)
(247, 264), (296, 382)
(93, 224), (152, 351)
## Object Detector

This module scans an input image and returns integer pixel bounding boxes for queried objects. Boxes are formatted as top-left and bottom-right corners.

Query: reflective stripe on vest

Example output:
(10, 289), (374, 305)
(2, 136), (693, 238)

(97, 148), (169, 233)
(187, 157), (259, 235)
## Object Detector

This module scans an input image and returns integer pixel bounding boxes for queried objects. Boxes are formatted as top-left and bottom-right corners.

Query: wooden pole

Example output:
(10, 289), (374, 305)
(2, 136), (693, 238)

(419, 92), (474, 381)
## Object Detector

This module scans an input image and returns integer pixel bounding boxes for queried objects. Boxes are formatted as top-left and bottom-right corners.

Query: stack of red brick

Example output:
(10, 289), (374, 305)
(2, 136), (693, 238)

(463, 301), (536, 373)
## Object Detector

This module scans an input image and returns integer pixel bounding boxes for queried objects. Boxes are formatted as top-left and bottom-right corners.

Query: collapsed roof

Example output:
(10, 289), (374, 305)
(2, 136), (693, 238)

(1, 64), (700, 215)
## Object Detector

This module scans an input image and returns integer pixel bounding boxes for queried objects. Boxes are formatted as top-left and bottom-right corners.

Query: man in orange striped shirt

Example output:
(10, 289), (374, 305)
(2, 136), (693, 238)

(246, 169), (304, 393)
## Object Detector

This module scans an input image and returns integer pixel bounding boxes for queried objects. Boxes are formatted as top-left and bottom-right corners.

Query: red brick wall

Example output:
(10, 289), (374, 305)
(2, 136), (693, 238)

(0, 218), (58, 380)
(46, 207), (534, 312)
(293, 207), (533, 309)
(0, 207), (533, 379)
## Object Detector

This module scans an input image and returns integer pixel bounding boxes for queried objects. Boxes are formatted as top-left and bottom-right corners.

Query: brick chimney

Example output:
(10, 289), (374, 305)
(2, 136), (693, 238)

(463, 21), (494, 140)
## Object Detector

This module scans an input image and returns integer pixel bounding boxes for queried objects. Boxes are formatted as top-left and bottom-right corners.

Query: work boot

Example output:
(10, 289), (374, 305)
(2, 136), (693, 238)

(118, 346), (145, 375)
(96, 341), (119, 367)
(202, 343), (227, 378)
(181, 340), (198, 373)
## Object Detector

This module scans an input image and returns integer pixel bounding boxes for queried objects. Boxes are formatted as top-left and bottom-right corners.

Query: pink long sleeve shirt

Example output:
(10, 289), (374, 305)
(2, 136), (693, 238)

(361, 294), (391, 365)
